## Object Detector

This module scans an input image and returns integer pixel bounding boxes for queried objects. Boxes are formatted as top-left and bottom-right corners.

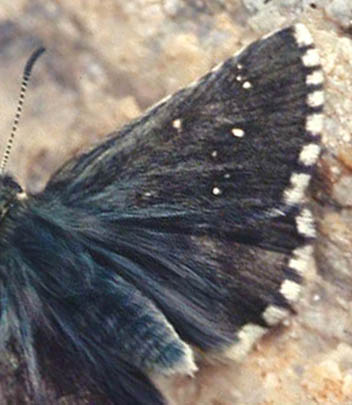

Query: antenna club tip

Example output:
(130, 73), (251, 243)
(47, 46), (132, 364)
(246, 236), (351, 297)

(36, 46), (46, 55)
(24, 46), (46, 76)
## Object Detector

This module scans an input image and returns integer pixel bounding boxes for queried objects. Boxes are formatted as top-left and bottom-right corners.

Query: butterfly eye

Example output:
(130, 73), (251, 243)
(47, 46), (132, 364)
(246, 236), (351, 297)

(0, 176), (23, 221)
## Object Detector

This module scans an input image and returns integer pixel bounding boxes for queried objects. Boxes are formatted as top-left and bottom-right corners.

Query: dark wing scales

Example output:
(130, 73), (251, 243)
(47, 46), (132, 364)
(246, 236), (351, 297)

(7, 24), (323, 403)
(5, 207), (197, 404)
(44, 24), (323, 352)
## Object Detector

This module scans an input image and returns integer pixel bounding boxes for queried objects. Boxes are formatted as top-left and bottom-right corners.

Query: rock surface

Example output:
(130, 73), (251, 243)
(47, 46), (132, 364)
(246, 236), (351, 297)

(0, 0), (351, 404)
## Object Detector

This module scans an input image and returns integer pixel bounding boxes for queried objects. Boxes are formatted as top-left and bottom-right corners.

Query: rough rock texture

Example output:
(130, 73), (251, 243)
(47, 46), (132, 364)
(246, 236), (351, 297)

(0, 0), (351, 404)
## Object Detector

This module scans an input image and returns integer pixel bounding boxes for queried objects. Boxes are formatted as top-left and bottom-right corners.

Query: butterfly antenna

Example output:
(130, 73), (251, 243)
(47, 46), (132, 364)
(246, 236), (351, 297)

(0, 47), (46, 175)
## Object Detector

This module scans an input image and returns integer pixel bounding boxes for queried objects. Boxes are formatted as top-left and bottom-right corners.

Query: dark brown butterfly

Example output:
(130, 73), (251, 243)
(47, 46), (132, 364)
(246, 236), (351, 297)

(0, 24), (323, 404)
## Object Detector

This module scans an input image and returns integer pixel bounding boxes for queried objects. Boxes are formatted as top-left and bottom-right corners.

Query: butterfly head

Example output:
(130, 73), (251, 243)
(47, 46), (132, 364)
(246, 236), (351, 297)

(0, 47), (44, 223)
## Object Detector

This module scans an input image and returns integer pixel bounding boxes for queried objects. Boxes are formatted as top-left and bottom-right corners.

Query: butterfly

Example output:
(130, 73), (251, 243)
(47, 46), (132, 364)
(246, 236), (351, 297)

(0, 23), (323, 404)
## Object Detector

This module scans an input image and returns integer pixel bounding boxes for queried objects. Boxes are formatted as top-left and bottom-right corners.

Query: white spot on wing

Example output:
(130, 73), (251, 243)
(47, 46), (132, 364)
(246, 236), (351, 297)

(288, 245), (314, 276)
(296, 208), (316, 238)
(172, 118), (182, 130)
(211, 150), (218, 158)
(306, 113), (323, 135)
(284, 173), (311, 205)
(306, 70), (324, 86)
(280, 280), (301, 302)
(307, 90), (324, 108)
(212, 187), (222, 195)
(299, 143), (321, 166)
(263, 305), (290, 326)
(224, 324), (267, 361)
(293, 23), (314, 47)
(302, 48), (320, 67)
(243, 81), (252, 89)
(231, 128), (245, 138)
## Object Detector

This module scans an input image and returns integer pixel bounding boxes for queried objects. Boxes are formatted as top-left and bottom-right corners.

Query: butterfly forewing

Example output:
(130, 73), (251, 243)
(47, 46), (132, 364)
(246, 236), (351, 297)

(44, 24), (322, 347)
